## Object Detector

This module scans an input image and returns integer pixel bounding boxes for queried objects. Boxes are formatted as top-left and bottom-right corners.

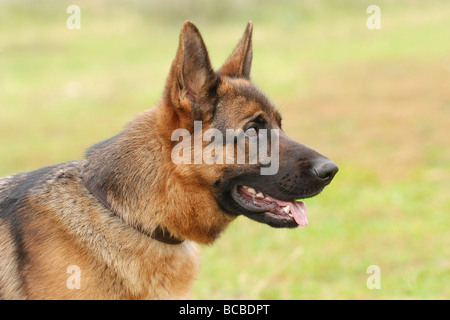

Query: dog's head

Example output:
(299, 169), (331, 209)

(160, 21), (338, 233)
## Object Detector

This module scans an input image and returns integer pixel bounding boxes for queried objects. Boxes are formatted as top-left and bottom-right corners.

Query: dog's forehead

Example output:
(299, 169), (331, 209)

(217, 78), (282, 124)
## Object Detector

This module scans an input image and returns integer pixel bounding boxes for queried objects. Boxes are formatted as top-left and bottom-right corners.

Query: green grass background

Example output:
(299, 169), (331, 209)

(1, 0), (449, 299)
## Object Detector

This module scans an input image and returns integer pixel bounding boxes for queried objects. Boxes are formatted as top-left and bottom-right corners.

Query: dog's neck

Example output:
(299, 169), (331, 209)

(80, 113), (187, 245)
(82, 174), (184, 245)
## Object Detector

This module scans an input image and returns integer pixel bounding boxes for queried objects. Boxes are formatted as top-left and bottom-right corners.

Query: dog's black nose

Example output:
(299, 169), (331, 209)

(313, 159), (339, 182)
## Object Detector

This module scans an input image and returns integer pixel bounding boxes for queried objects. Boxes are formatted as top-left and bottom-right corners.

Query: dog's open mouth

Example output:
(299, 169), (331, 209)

(231, 185), (308, 227)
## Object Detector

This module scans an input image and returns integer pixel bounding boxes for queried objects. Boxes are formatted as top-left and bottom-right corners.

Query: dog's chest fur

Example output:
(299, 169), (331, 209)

(0, 162), (199, 299)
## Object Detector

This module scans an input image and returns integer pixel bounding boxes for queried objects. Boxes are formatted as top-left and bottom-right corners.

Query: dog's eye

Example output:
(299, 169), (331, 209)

(245, 125), (258, 136)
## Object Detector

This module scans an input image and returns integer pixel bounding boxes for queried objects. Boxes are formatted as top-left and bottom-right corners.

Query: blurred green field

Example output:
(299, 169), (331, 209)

(1, 0), (449, 299)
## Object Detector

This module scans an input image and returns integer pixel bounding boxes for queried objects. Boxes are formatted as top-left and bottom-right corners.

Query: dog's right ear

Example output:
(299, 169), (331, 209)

(218, 21), (253, 79)
(163, 21), (218, 127)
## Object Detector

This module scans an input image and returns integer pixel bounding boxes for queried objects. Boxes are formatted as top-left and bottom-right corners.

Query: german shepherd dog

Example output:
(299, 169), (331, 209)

(0, 21), (338, 299)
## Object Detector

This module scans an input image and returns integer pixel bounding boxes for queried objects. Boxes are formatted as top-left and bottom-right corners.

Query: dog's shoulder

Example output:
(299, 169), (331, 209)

(0, 161), (83, 219)
(0, 161), (86, 299)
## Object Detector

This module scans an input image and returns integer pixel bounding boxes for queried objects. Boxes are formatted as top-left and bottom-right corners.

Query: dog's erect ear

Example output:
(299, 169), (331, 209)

(218, 21), (253, 79)
(163, 21), (218, 123)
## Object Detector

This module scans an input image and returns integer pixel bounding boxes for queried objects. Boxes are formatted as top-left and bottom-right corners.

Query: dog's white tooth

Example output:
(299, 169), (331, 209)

(265, 196), (271, 200)
(248, 187), (256, 194)
(283, 205), (291, 214)
(242, 185), (249, 189)
(256, 192), (264, 198)
(288, 213), (293, 217)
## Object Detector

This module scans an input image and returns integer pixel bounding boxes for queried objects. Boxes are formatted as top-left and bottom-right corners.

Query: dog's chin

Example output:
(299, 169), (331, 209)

(229, 185), (316, 228)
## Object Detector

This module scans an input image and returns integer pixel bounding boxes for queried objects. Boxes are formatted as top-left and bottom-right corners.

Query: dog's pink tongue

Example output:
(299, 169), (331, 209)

(272, 198), (308, 226)
(291, 201), (308, 226)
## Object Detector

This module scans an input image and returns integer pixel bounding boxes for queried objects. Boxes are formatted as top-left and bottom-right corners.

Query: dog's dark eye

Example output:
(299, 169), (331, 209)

(244, 115), (266, 136)
(245, 125), (258, 137)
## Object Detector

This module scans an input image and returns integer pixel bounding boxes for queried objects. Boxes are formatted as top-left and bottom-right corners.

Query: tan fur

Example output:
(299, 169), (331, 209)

(0, 220), (25, 299)
(20, 165), (200, 299)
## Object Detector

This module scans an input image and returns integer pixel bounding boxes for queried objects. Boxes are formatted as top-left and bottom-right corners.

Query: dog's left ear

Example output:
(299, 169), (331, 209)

(163, 21), (219, 124)
(218, 21), (253, 79)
